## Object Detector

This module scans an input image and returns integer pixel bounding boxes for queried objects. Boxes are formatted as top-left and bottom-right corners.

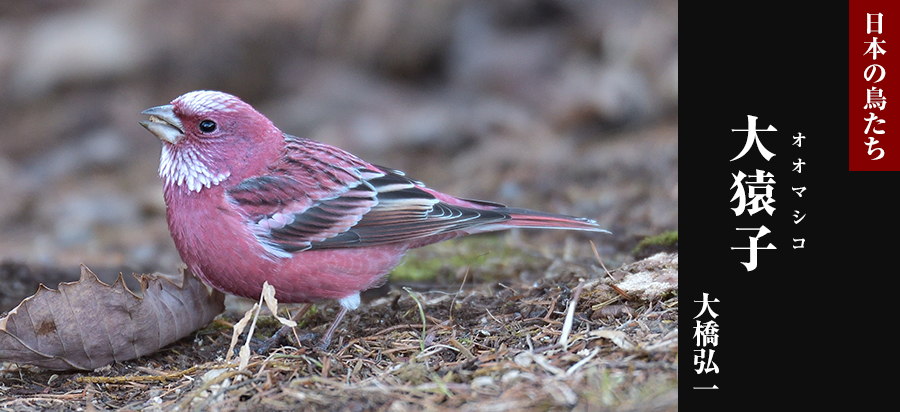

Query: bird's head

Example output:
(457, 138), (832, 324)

(140, 90), (282, 193)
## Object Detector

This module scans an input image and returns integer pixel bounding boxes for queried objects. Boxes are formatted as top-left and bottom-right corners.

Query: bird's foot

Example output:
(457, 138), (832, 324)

(254, 325), (318, 354)
(314, 335), (332, 351)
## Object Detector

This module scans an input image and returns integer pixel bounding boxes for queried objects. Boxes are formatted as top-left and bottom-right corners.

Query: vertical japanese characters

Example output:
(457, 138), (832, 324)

(729, 115), (806, 272)
(864, 13), (887, 160)
(729, 116), (777, 271)
(720, 116), (807, 389)
(693, 293), (720, 384)
(791, 133), (806, 251)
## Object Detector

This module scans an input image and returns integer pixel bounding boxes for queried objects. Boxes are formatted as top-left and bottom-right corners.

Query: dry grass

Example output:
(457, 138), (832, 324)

(1, 247), (677, 412)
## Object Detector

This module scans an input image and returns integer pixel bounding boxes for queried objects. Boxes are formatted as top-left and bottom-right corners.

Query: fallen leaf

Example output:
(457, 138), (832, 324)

(589, 330), (635, 350)
(0, 265), (225, 371)
(226, 303), (257, 365)
(262, 281), (296, 327)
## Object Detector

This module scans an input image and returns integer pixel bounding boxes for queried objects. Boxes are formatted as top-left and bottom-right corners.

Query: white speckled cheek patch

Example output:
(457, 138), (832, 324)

(159, 144), (230, 192)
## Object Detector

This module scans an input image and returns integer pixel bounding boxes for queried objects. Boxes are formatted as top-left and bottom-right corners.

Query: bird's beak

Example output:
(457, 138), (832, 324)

(140, 104), (184, 145)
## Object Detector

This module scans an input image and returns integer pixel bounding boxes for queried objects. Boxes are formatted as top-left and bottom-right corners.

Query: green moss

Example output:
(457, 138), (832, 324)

(389, 235), (542, 282)
(631, 230), (678, 258)
(389, 256), (449, 281)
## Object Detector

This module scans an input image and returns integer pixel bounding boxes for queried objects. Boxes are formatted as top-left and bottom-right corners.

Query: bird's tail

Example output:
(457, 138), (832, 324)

(493, 207), (610, 234)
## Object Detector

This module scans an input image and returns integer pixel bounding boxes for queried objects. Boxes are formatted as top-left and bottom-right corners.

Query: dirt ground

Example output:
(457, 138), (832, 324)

(1, 247), (677, 411)
(0, 1), (677, 410)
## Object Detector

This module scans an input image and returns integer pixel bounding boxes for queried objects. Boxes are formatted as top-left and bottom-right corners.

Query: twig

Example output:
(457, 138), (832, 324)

(543, 294), (560, 322)
(449, 267), (469, 321)
(485, 308), (502, 324)
(565, 347), (600, 376)
(449, 337), (474, 359)
(558, 279), (585, 350)
(403, 287), (428, 351)
(590, 240), (614, 280)
(75, 364), (225, 384)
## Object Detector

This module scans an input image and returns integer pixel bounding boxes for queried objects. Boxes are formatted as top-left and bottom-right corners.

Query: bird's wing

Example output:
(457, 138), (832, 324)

(309, 171), (511, 250)
(226, 136), (509, 257)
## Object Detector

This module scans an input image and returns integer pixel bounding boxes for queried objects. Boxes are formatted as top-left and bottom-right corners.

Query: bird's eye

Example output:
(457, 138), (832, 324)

(198, 119), (217, 133)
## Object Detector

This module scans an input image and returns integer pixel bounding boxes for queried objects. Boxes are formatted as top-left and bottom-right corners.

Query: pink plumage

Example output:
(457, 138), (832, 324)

(140, 90), (608, 347)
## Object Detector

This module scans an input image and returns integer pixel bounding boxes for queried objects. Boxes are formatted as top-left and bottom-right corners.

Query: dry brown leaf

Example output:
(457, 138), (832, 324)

(590, 329), (635, 350)
(0, 265), (225, 371)
(261, 281), (296, 327)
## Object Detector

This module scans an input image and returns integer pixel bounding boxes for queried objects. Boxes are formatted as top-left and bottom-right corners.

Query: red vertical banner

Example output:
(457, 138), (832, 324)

(851, 2), (900, 170)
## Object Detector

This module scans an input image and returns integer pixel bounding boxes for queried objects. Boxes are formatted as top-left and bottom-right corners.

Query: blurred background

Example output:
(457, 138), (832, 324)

(0, 0), (677, 303)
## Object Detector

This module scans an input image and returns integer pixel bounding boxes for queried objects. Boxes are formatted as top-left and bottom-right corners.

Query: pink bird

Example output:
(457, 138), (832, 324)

(140, 90), (608, 348)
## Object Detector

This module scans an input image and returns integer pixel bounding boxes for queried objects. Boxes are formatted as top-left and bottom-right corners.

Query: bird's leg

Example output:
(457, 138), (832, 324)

(316, 305), (349, 350)
(316, 292), (360, 350)
(255, 303), (315, 354)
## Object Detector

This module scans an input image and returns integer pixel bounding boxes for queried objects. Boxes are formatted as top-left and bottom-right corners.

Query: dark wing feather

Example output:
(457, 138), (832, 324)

(227, 135), (509, 257)
(308, 173), (510, 249)
(226, 136), (382, 256)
